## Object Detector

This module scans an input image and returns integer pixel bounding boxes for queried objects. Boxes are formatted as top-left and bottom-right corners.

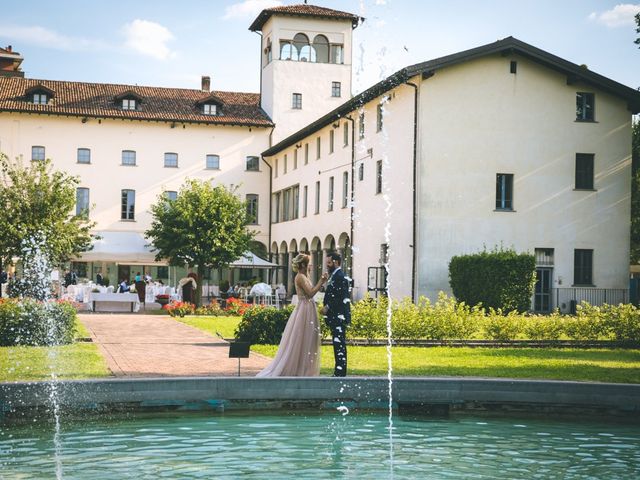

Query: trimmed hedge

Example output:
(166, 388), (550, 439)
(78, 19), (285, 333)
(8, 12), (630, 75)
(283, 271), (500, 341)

(235, 305), (295, 344)
(449, 247), (536, 312)
(0, 298), (77, 346)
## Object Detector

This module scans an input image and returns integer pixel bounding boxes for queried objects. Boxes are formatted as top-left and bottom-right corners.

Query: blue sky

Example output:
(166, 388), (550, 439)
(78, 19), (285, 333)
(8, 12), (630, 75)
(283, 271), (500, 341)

(1, 0), (638, 94)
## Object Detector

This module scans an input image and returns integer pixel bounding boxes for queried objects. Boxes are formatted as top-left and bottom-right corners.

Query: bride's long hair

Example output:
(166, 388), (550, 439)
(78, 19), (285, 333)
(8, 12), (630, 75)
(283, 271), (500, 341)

(291, 253), (309, 274)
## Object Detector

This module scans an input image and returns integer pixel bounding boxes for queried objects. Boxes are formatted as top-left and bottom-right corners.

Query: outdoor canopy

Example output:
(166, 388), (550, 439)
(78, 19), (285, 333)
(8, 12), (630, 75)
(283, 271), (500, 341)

(229, 251), (279, 269)
(76, 231), (166, 265)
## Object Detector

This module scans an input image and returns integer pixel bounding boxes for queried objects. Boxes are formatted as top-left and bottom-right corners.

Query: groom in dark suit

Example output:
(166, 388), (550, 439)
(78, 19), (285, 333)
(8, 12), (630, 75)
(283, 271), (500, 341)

(321, 252), (351, 377)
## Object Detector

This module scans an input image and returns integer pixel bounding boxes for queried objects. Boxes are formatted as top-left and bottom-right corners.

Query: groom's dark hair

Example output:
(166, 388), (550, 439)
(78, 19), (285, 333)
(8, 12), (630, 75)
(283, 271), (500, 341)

(328, 251), (342, 264)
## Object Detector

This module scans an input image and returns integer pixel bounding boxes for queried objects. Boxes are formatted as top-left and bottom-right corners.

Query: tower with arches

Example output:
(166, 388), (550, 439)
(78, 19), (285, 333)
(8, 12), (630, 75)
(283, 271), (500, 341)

(249, 4), (361, 143)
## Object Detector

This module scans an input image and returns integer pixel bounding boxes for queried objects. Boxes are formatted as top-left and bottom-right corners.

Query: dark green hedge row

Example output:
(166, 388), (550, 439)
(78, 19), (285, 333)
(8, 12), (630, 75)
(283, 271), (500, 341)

(449, 247), (536, 312)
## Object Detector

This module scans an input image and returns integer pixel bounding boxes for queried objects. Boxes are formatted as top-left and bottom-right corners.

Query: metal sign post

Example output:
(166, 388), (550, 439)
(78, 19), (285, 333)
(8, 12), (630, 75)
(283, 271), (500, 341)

(228, 341), (250, 376)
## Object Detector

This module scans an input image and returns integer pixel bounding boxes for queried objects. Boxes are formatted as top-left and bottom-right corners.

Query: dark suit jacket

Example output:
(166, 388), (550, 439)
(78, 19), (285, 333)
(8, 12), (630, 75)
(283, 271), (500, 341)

(324, 268), (351, 327)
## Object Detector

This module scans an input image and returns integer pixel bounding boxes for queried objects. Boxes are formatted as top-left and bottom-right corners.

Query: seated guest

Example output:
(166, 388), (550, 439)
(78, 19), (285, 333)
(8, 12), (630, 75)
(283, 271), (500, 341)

(118, 278), (130, 293)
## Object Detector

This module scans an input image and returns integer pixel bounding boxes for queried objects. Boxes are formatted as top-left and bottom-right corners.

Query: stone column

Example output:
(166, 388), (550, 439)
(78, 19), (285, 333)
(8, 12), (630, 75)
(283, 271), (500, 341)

(286, 251), (295, 295)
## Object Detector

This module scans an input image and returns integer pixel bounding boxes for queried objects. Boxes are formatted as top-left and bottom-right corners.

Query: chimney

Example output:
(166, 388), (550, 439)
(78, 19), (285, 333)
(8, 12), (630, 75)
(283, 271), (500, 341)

(6, 45), (12, 52)
(201, 76), (210, 93)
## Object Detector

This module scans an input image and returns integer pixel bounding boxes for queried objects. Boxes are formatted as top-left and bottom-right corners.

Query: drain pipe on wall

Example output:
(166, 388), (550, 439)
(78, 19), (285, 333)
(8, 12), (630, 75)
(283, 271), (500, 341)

(346, 115), (356, 279)
(405, 81), (419, 302)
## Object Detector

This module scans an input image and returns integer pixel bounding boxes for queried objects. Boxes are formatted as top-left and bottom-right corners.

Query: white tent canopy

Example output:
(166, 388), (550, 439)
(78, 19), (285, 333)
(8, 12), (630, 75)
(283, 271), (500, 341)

(76, 231), (166, 265)
(229, 251), (278, 269)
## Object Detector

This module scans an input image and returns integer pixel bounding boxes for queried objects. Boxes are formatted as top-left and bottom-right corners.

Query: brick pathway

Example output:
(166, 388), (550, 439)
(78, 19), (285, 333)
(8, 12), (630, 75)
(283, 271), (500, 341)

(79, 314), (270, 377)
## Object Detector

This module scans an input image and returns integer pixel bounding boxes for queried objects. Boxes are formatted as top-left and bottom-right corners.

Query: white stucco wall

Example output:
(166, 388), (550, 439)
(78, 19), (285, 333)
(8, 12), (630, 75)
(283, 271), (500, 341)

(415, 54), (632, 300)
(0, 114), (272, 248)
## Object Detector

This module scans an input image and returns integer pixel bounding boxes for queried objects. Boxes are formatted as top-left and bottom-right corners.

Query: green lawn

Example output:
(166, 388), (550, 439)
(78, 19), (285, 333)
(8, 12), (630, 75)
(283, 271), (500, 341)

(175, 316), (242, 339)
(251, 345), (640, 384)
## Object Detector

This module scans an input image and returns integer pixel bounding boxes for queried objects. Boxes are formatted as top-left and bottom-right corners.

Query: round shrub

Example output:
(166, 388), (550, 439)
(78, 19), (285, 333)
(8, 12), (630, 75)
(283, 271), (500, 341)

(235, 305), (294, 344)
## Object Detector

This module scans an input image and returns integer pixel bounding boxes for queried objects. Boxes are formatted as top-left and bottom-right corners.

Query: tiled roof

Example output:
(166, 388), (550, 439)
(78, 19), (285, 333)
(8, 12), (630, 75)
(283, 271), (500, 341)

(0, 77), (273, 127)
(249, 4), (361, 31)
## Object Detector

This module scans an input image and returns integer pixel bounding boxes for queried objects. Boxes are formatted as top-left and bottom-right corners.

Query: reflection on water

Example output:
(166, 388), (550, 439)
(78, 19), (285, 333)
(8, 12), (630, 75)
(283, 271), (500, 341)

(1, 411), (639, 479)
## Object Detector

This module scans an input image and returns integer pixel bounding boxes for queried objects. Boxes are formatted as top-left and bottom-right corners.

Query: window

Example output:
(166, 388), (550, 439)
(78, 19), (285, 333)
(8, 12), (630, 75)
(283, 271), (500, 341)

(284, 154), (288, 174)
(122, 98), (136, 110)
(32, 93), (48, 105)
(342, 171), (349, 208)
(574, 249), (593, 285)
(122, 150), (136, 166)
(332, 81), (341, 97)
(31, 146), (45, 161)
(164, 152), (178, 168)
(328, 176), (334, 211)
(535, 248), (554, 266)
(283, 189), (290, 221)
(246, 194), (258, 224)
(292, 93), (302, 109)
(359, 163), (364, 181)
(121, 189), (135, 220)
(76, 187), (89, 217)
(272, 192), (281, 223)
(343, 122), (349, 147)
(314, 35), (329, 63)
(206, 154), (220, 169)
(292, 186), (300, 219)
(576, 92), (595, 121)
(265, 38), (272, 64)
(304, 143), (309, 164)
(303, 185), (308, 217)
(203, 104), (217, 115)
(330, 44), (343, 64)
(359, 112), (365, 139)
(315, 181), (320, 214)
(293, 149), (298, 170)
(275, 158), (279, 177)
(377, 104), (384, 132)
(246, 156), (259, 171)
(294, 33), (312, 62)
(316, 137), (321, 159)
(77, 148), (91, 164)
(495, 173), (514, 210)
(575, 153), (594, 190)
(329, 130), (335, 154)
(280, 41), (298, 61)
(376, 160), (383, 194)
(165, 191), (178, 202)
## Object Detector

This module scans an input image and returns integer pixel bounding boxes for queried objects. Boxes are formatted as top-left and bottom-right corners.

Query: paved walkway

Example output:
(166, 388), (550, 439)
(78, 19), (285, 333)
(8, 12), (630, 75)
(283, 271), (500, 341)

(79, 314), (270, 377)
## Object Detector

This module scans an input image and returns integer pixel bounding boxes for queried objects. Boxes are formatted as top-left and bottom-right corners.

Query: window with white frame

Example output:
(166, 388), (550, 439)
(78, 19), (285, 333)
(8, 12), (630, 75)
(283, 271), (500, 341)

(332, 81), (341, 97)
(203, 103), (217, 115)
(284, 154), (288, 174)
(31, 146), (45, 161)
(246, 156), (260, 171)
(293, 149), (298, 169)
(206, 154), (220, 169)
(328, 176), (334, 211)
(292, 93), (302, 109)
(76, 187), (89, 217)
(315, 181), (320, 214)
(121, 150), (136, 166)
(77, 148), (91, 164)
(121, 189), (135, 220)
(32, 93), (48, 105)
(303, 185), (308, 217)
(316, 137), (321, 159)
(342, 171), (349, 208)
(122, 98), (137, 110)
(304, 143), (309, 164)
(164, 152), (178, 168)
(246, 194), (259, 224)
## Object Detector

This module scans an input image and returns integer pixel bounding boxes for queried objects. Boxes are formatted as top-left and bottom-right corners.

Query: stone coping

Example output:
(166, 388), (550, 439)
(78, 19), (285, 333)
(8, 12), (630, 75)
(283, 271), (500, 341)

(2, 377), (639, 417)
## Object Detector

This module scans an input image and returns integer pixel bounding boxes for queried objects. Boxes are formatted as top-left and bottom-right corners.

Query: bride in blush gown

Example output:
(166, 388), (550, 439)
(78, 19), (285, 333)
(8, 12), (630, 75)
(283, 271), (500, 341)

(257, 253), (327, 377)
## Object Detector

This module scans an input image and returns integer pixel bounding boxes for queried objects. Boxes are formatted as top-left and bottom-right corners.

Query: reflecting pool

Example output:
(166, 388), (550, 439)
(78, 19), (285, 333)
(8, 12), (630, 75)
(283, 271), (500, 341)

(2, 410), (639, 479)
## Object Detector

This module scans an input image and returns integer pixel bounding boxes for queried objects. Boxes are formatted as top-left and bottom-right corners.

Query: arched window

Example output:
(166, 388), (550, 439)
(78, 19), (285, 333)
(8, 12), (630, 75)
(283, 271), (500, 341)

(293, 33), (309, 60)
(313, 35), (329, 63)
(280, 42), (297, 61)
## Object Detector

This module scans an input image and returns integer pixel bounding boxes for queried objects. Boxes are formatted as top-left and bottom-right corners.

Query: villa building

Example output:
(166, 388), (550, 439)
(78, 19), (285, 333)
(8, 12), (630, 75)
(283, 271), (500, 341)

(0, 4), (638, 311)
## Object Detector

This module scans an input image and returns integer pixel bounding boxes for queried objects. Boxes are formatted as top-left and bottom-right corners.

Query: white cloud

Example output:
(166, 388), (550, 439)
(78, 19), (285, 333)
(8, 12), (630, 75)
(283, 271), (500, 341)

(588, 3), (640, 27)
(122, 19), (175, 60)
(0, 25), (108, 51)
(222, 0), (283, 20)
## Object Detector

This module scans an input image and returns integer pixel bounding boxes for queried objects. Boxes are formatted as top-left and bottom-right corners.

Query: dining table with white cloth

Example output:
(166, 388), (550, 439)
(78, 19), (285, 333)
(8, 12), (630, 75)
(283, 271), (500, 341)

(90, 292), (140, 312)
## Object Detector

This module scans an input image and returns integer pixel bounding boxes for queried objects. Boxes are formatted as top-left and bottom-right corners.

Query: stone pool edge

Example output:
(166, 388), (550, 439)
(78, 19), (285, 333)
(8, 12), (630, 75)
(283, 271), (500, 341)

(1, 377), (639, 418)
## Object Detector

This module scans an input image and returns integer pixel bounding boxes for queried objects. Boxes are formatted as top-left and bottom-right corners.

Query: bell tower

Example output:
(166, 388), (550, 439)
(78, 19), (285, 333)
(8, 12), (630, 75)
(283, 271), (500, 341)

(249, 4), (361, 144)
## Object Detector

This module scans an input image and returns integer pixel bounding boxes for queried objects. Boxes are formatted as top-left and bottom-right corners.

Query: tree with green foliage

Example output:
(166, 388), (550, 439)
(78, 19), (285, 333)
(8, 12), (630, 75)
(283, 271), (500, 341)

(635, 12), (640, 47)
(631, 121), (640, 264)
(449, 246), (536, 313)
(0, 153), (95, 269)
(145, 180), (255, 306)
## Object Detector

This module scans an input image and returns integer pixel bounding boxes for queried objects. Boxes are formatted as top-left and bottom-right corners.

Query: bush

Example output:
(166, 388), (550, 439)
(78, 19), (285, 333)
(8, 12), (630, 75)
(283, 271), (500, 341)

(350, 295), (388, 339)
(449, 246), (536, 312)
(603, 303), (640, 342)
(0, 298), (77, 346)
(225, 297), (251, 316)
(483, 309), (523, 340)
(164, 301), (195, 317)
(523, 311), (564, 340)
(194, 300), (227, 316)
(235, 305), (295, 344)
(564, 302), (609, 341)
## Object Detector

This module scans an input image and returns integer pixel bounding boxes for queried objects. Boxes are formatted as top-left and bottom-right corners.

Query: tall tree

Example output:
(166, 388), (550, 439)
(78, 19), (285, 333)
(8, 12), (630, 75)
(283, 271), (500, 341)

(636, 12), (640, 47)
(631, 121), (640, 263)
(145, 180), (255, 306)
(0, 154), (94, 268)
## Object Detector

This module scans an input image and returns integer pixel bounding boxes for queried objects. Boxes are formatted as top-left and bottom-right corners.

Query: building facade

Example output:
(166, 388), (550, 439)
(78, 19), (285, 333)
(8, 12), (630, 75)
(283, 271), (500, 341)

(0, 4), (638, 310)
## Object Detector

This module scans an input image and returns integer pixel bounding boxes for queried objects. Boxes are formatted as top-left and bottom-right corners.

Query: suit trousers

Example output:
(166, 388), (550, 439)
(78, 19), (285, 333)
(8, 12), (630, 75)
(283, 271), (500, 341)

(329, 323), (347, 377)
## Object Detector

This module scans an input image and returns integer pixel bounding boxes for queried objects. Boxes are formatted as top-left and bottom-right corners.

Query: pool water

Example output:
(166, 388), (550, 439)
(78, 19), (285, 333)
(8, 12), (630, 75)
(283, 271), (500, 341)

(1, 410), (639, 479)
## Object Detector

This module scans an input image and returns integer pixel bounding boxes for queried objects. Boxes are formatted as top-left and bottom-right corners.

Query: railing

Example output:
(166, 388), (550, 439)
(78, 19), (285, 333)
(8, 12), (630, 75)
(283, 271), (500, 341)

(551, 288), (628, 313)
